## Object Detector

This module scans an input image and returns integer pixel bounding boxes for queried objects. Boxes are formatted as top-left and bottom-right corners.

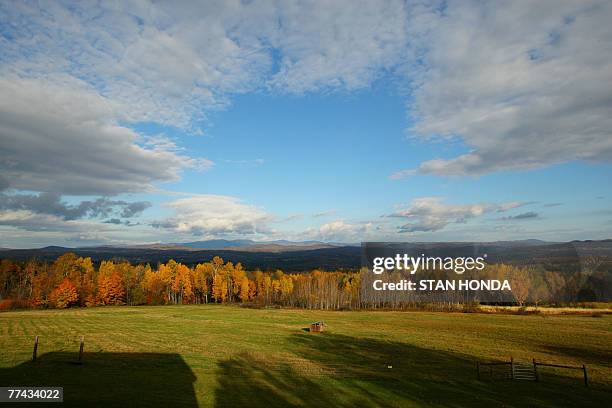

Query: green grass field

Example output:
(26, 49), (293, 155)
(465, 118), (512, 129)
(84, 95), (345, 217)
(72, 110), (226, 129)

(0, 306), (610, 407)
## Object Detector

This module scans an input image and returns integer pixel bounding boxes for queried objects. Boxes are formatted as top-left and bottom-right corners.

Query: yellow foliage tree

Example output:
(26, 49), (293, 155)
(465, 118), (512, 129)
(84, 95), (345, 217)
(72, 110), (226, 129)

(212, 273), (228, 302)
(239, 276), (251, 302)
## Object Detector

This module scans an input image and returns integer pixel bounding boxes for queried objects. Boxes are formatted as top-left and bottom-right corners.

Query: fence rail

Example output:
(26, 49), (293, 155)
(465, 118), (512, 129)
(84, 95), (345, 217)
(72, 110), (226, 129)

(476, 357), (589, 387)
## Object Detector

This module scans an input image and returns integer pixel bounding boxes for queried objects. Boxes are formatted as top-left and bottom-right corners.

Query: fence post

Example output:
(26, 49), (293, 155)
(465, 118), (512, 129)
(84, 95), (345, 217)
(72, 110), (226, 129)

(78, 336), (84, 364)
(583, 365), (588, 387)
(32, 335), (39, 361)
(476, 361), (480, 381)
(510, 356), (514, 380)
(533, 358), (539, 382)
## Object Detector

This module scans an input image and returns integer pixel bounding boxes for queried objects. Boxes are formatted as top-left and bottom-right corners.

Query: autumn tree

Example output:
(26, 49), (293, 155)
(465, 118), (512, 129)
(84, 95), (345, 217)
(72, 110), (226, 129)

(123, 264), (147, 306)
(230, 263), (246, 302)
(239, 276), (251, 302)
(212, 273), (228, 302)
(172, 263), (194, 304)
(158, 261), (173, 303)
(49, 278), (79, 309)
(141, 265), (165, 305)
(51, 253), (80, 282)
(73, 257), (96, 306)
(510, 267), (532, 306)
(194, 263), (212, 303)
(97, 266), (126, 306)
(543, 271), (565, 303)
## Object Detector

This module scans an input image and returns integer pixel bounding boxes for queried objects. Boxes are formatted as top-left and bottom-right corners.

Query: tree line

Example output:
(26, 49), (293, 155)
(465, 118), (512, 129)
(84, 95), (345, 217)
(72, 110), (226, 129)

(0, 253), (609, 310)
(0, 253), (360, 310)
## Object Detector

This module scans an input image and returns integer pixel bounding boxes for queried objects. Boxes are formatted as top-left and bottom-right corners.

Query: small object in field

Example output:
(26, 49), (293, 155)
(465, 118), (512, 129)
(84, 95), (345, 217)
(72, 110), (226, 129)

(387, 365), (392, 369)
(310, 321), (325, 333)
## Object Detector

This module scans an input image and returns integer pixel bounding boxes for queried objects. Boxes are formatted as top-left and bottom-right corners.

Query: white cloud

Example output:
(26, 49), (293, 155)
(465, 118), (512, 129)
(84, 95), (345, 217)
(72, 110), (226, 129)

(0, 210), (112, 233)
(0, 1), (412, 128)
(282, 214), (304, 222)
(305, 219), (380, 242)
(0, 1), (271, 128)
(0, 76), (212, 195)
(313, 210), (337, 218)
(389, 169), (417, 180)
(404, 0), (612, 175)
(268, 0), (408, 93)
(496, 201), (530, 213)
(153, 195), (273, 237)
(390, 197), (530, 232)
(0, 209), (166, 248)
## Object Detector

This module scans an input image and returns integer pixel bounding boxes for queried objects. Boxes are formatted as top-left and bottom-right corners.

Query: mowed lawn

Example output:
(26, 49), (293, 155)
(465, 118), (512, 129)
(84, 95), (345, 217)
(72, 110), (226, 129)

(0, 306), (610, 407)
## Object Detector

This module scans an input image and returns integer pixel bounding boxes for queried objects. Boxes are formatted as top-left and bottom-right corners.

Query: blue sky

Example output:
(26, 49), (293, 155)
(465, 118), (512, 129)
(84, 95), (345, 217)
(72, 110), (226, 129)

(1, 1), (611, 247)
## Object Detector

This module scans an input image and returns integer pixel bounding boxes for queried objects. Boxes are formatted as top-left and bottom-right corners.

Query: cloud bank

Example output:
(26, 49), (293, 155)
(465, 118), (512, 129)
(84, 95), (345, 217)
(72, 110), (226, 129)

(3, 0), (611, 183)
(0, 77), (212, 196)
(401, 0), (612, 176)
(390, 197), (528, 233)
(0, 192), (150, 221)
(152, 195), (273, 237)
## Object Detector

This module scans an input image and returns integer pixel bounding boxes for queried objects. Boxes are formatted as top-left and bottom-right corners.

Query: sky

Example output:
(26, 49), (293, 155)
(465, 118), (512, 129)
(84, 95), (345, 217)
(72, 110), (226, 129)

(0, 0), (611, 248)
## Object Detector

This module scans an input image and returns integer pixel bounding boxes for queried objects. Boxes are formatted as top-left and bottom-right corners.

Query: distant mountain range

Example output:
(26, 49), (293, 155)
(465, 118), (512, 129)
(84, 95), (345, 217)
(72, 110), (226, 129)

(116, 239), (351, 252)
(114, 238), (556, 251)
(0, 239), (610, 271)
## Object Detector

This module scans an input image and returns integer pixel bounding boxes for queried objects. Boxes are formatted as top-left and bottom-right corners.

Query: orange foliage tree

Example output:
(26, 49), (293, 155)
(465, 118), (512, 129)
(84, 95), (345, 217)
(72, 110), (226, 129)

(49, 278), (79, 309)
(97, 271), (126, 305)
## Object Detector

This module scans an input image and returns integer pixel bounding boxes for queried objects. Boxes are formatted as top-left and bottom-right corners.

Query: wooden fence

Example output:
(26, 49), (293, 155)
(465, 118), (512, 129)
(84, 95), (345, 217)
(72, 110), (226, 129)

(476, 357), (588, 387)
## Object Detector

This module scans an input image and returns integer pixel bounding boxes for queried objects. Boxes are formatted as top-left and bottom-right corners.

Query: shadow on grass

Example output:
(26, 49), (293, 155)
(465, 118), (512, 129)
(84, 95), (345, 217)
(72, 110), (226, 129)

(540, 344), (612, 366)
(214, 333), (611, 408)
(0, 352), (197, 408)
